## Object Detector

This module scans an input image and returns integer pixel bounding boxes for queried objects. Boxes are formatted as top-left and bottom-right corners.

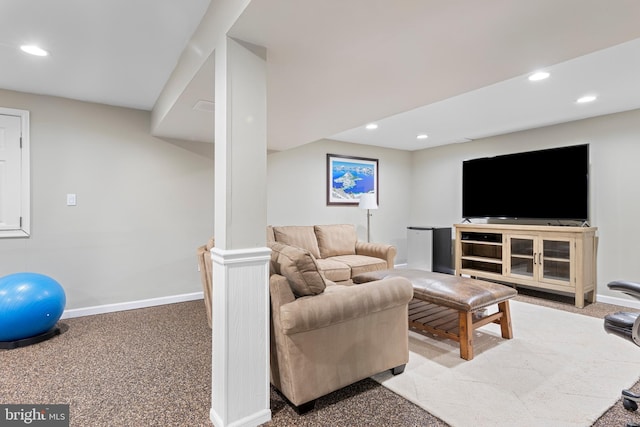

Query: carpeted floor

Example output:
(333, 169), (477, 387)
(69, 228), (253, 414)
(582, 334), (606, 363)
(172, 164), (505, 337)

(1, 289), (640, 426)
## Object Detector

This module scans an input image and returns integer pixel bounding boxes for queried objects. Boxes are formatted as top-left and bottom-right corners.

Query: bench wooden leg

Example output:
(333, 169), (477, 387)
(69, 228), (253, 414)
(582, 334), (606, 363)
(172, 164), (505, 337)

(459, 310), (474, 360)
(498, 301), (513, 339)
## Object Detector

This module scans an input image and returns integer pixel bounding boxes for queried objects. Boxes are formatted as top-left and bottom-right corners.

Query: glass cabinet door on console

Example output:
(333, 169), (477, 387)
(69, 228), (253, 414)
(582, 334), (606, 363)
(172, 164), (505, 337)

(540, 238), (572, 284)
(508, 236), (535, 279)
(507, 235), (573, 286)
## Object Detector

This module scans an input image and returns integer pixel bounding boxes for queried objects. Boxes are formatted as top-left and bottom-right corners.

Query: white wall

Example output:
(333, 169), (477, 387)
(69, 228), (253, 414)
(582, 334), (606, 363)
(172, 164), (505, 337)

(267, 139), (412, 261)
(5, 87), (635, 309)
(411, 108), (640, 301)
(0, 89), (215, 310)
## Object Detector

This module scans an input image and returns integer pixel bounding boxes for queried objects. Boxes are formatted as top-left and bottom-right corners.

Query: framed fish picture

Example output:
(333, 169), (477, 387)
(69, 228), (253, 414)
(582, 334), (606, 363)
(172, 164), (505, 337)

(326, 153), (378, 206)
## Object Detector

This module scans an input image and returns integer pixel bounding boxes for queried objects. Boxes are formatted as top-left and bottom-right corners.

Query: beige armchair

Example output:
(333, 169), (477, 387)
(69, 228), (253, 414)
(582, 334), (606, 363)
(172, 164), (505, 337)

(268, 241), (413, 413)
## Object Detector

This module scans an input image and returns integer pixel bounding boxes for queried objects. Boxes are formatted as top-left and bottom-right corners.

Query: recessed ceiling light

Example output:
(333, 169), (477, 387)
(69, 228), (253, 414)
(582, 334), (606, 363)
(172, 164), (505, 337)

(365, 123), (378, 130)
(416, 134), (428, 140)
(528, 71), (550, 81)
(576, 95), (597, 104)
(20, 45), (49, 57)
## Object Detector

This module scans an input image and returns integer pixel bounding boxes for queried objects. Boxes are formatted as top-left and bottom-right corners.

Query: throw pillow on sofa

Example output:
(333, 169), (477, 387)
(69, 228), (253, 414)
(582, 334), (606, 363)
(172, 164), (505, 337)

(314, 224), (357, 258)
(269, 242), (329, 297)
(272, 226), (322, 259)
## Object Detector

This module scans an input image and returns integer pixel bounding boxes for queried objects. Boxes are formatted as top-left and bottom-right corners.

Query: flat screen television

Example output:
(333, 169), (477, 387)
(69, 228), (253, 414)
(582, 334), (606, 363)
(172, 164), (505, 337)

(462, 144), (589, 221)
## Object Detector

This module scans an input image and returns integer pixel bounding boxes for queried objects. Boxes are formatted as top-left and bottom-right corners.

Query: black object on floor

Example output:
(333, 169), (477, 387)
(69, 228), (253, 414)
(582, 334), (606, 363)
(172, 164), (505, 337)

(0, 327), (61, 350)
(604, 280), (640, 413)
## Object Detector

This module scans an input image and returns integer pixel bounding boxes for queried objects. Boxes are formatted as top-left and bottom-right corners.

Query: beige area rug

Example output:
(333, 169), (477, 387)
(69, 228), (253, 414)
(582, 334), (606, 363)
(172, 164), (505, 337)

(372, 300), (640, 427)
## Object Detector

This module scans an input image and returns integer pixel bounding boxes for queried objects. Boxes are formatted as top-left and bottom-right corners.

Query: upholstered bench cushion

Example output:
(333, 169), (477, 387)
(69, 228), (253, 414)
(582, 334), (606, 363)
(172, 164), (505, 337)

(353, 269), (517, 312)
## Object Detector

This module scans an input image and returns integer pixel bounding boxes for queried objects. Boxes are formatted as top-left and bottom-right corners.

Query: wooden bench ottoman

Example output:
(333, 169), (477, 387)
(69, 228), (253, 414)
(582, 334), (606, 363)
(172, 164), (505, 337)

(353, 269), (517, 360)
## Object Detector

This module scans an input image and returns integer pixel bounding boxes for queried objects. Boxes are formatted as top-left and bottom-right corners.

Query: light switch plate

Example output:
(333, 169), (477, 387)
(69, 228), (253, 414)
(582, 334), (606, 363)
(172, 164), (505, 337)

(66, 194), (77, 206)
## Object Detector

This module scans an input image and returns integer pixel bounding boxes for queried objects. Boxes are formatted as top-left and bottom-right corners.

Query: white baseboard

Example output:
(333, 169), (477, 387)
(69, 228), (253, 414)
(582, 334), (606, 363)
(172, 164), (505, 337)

(596, 293), (640, 310)
(60, 291), (204, 319)
(57, 289), (640, 320)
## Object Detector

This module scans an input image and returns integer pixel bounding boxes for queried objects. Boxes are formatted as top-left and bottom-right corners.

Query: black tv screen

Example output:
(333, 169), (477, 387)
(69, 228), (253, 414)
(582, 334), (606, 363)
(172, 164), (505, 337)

(462, 144), (589, 221)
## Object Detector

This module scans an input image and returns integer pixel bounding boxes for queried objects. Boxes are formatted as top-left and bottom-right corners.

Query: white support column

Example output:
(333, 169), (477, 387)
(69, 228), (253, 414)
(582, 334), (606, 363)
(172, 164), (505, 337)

(209, 247), (271, 427)
(210, 35), (270, 427)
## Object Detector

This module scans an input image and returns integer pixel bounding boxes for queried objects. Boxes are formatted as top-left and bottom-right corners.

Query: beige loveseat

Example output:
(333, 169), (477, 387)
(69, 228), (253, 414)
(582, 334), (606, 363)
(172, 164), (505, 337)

(267, 224), (396, 283)
(267, 225), (412, 412)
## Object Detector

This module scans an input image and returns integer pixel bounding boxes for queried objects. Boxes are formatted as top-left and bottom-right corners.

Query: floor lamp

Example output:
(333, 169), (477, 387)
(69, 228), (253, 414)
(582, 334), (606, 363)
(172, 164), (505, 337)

(358, 193), (378, 242)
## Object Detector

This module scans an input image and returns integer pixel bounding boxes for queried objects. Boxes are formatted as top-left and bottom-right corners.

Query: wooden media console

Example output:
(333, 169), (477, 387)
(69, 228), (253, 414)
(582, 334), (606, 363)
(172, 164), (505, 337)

(455, 223), (598, 308)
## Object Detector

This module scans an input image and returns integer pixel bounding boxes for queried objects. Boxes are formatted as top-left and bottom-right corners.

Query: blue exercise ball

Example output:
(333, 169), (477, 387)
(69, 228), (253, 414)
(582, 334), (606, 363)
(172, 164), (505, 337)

(0, 272), (66, 342)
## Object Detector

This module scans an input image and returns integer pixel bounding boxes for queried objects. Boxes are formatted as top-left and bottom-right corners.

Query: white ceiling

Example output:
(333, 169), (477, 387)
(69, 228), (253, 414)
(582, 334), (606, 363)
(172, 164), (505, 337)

(0, 0), (210, 110)
(331, 38), (640, 151)
(2, 1), (640, 152)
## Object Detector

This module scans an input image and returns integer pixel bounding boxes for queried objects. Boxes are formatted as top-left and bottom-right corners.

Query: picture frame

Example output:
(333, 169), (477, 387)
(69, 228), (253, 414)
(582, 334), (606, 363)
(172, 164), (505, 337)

(326, 153), (378, 205)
